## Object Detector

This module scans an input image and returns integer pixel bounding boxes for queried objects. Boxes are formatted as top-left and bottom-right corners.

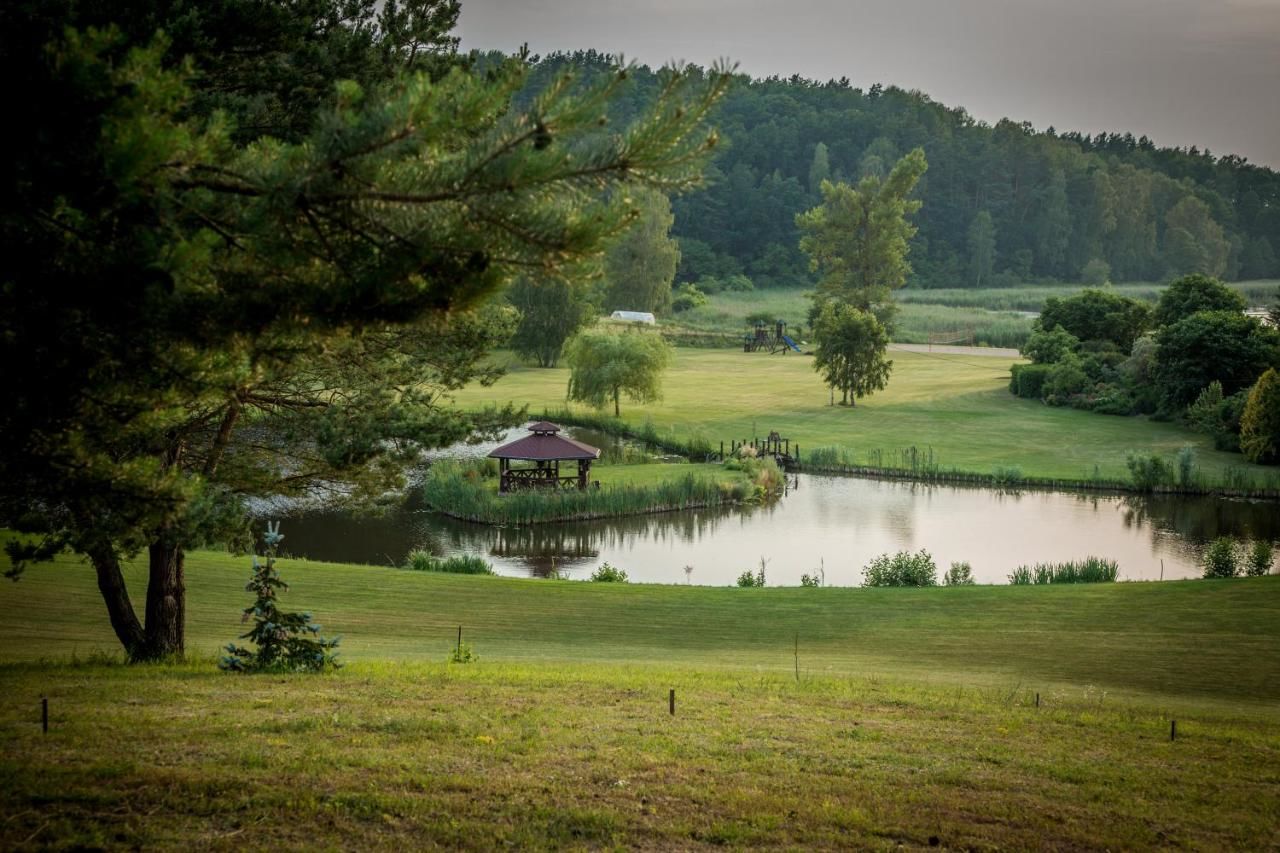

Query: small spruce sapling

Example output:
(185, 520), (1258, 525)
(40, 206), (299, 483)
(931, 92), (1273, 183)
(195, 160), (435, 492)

(220, 522), (340, 672)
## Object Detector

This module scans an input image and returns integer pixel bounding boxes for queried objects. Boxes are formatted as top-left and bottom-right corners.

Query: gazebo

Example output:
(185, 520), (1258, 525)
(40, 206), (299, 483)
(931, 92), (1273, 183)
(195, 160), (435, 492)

(488, 421), (601, 493)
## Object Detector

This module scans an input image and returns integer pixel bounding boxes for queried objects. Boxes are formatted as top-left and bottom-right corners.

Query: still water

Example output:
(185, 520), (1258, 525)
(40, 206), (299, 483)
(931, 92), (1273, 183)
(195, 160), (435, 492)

(276, 474), (1279, 586)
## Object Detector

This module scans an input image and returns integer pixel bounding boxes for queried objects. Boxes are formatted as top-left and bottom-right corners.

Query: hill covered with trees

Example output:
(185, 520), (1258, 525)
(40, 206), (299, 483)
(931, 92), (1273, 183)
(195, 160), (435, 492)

(521, 51), (1280, 290)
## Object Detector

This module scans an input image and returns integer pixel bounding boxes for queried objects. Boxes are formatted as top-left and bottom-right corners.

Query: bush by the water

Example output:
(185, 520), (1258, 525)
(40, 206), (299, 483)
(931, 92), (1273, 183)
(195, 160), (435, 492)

(944, 561), (975, 586)
(1202, 537), (1240, 578)
(405, 550), (494, 575)
(1008, 557), (1119, 584)
(862, 550), (938, 587)
(1126, 451), (1171, 491)
(1246, 540), (1275, 577)
(590, 562), (628, 582)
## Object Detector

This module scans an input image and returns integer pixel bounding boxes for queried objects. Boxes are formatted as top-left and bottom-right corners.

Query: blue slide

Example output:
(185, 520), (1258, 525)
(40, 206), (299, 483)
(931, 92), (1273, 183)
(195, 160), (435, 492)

(781, 334), (802, 352)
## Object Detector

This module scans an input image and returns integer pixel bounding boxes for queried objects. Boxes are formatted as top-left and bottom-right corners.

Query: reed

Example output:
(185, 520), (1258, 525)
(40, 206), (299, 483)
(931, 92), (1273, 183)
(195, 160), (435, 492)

(404, 551), (494, 575)
(419, 460), (775, 525)
(1008, 557), (1120, 584)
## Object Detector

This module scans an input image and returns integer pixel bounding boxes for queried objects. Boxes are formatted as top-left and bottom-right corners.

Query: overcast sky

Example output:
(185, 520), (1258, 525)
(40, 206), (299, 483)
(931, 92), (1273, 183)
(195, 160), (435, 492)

(457, 0), (1280, 168)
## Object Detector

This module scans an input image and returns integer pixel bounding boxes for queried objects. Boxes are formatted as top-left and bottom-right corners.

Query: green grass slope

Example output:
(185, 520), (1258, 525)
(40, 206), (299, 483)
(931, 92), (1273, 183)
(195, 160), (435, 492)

(4, 550), (1279, 708)
(460, 348), (1270, 486)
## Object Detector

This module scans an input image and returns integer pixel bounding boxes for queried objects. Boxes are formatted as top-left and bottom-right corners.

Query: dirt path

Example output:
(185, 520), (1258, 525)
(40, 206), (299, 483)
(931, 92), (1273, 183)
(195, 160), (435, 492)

(889, 342), (1021, 358)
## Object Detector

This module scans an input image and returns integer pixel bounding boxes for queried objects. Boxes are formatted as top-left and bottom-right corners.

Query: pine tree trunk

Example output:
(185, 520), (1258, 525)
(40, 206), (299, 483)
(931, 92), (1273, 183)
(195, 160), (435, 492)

(141, 532), (185, 660)
(89, 546), (147, 658)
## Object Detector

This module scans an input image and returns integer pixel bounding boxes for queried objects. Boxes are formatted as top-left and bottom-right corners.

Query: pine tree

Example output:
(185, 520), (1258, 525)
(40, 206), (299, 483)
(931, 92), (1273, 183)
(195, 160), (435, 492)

(221, 523), (341, 673)
(1, 16), (729, 660)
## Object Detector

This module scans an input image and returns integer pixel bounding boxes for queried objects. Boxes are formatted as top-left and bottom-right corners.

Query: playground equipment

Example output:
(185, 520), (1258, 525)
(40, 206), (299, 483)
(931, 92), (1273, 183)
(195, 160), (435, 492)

(744, 319), (803, 354)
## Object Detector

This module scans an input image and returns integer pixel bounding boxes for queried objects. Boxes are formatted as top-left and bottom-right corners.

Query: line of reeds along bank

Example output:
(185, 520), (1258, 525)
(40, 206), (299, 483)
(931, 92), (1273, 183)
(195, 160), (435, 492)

(420, 457), (785, 525)
(541, 409), (1280, 501)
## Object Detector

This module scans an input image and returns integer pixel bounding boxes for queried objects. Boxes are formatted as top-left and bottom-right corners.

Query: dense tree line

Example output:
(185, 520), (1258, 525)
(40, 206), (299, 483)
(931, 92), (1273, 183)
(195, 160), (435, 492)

(521, 52), (1280, 289)
(1009, 276), (1280, 463)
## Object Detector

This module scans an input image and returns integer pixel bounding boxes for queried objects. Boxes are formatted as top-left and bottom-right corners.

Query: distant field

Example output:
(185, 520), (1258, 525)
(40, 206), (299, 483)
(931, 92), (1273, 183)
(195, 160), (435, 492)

(671, 279), (1278, 348)
(466, 348), (1273, 487)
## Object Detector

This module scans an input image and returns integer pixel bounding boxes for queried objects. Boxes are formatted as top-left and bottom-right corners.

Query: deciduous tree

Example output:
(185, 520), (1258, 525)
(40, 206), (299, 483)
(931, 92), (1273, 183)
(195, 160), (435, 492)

(507, 278), (598, 368)
(602, 188), (681, 316)
(812, 302), (893, 406)
(797, 149), (927, 324)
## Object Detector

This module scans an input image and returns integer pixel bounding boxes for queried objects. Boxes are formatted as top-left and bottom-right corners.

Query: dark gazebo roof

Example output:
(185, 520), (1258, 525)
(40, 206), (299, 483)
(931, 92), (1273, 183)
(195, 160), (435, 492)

(488, 422), (601, 461)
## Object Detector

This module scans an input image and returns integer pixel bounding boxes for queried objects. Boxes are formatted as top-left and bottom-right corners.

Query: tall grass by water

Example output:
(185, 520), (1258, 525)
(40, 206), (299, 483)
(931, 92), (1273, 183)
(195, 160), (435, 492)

(1008, 557), (1120, 584)
(419, 459), (776, 524)
(404, 551), (494, 574)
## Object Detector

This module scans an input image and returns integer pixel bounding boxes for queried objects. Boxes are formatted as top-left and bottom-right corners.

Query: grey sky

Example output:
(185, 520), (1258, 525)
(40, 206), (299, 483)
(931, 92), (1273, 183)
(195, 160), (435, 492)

(457, 0), (1280, 168)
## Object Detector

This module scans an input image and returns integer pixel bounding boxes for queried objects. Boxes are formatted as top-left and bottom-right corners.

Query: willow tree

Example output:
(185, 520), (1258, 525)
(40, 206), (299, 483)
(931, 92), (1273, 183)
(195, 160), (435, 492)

(1, 18), (730, 660)
(565, 330), (673, 417)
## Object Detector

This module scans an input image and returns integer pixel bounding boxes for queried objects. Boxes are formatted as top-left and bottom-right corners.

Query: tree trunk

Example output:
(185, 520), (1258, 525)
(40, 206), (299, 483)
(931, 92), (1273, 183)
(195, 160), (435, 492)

(614, 388), (620, 417)
(89, 546), (147, 659)
(140, 530), (185, 660)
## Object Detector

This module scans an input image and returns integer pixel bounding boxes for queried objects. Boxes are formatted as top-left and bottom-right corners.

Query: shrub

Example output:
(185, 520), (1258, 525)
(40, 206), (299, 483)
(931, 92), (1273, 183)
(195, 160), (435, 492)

(220, 522), (341, 673)
(1126, 451), (1171, 492)
(1187, 381), (1250, 452)
(590, 562), (629, 582)
(862, 550), (938, 587)
(1240, 368), (1280, 464)
(1202, 537), (1239, 578)
(1043, 358), (1092, 404)
(1009, 363), (1053, 399)
(737, 558), (768, 587)
(1021, 325), (1080, 365)
(671, 282), (709, 313)
(991, 466), (1023, 486)
(405, 550), (494, 575)
(1245, 541), (1274, 577)
(450, 642), (477, 664)
(799, 573), (822, 587)
(944, 562), (975, 586)
(1176, 446), (1197, 489)
(1007, 558), (1119, 584)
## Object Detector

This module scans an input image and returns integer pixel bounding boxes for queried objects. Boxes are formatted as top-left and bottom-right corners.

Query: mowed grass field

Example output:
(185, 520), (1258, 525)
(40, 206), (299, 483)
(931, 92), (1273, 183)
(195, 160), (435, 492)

(3, 555), (1280, 849)
(459, 347), (1267, 486)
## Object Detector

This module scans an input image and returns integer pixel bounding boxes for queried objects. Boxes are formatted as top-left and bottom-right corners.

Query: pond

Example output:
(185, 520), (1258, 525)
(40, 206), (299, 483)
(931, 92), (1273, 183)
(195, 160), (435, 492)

(274, 470), (1280, 586)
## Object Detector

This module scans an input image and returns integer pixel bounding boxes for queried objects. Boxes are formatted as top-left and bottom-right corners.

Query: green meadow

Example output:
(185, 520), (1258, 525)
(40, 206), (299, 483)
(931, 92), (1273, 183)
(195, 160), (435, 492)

(671, 279), (1278, 348)
(459, 347), (1273, 488)
(3, 552), (1279, 849)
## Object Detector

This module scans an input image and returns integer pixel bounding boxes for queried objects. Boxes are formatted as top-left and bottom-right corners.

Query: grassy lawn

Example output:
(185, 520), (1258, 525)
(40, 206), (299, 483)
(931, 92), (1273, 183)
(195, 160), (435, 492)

(2, 556), (1279, 848)
(462, 348), (1270, 486)
(4, 550), (1279, 705)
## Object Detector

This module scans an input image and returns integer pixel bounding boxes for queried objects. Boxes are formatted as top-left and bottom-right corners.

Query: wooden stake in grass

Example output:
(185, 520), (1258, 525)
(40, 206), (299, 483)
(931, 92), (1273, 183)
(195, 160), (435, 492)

(1035, 692), (1040, 708)
(1171, 720), (1177, 741)
(794, 632), (800, 682)
(456, 626), (462, 657)
(669, 688), (675, 716)
(41, 697), (47, 734)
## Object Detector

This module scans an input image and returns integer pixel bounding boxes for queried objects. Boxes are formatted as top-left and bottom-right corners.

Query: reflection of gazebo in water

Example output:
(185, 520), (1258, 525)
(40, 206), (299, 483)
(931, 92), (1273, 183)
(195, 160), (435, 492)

(489, 421), (601, 493)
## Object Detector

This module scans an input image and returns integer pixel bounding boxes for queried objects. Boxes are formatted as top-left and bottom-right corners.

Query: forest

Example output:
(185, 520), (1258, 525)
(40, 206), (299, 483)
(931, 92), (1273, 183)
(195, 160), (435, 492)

(520, 51), (1280, 290)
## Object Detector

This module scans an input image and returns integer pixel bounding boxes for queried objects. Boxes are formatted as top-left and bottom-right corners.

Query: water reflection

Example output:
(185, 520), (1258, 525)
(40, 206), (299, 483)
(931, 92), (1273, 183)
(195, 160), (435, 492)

(277, 474), (1280, 586)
